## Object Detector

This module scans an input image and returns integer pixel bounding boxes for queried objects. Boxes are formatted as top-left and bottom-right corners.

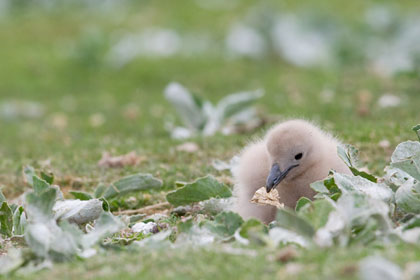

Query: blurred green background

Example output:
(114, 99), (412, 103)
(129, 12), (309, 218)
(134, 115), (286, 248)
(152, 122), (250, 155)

(0, 0), (419, 199)
(1, 1), (420, 279)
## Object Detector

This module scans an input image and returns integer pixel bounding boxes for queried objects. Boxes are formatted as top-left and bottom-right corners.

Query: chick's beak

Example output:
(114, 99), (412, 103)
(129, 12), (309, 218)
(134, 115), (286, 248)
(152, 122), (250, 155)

(266, 163), (299, 193)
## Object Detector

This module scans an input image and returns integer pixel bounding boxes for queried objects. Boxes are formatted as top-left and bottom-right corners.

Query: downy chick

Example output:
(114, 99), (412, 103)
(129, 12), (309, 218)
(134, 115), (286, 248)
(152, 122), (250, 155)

(232, 119), (351, 223)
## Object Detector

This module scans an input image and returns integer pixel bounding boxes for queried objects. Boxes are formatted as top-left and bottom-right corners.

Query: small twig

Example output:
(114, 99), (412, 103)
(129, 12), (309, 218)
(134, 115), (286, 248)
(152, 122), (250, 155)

(113, 202), (171, 216)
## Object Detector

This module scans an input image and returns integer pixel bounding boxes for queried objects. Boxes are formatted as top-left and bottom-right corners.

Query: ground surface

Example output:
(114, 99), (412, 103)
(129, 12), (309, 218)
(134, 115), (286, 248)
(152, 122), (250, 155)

(1, 0), (420, 279)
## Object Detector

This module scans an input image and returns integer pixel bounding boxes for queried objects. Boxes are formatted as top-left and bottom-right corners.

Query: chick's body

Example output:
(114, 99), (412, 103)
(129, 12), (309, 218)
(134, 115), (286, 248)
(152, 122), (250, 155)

(232, 119), (351, 223)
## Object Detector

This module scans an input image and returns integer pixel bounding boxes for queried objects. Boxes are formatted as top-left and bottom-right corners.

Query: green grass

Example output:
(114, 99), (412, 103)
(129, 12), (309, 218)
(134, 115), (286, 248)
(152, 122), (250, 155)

(1, 0), (420, 278)
(13, 243), (420, 280)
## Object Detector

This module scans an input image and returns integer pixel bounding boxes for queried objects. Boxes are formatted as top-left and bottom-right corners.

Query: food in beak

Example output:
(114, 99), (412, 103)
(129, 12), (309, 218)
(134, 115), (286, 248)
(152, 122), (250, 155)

(251, 187), (284, 208)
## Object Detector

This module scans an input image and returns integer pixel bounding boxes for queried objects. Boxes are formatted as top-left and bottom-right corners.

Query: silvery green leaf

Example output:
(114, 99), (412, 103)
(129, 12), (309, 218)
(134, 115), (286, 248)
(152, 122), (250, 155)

(204, 211), (243, 238)
(174, 225), (215, 246)
(268, 227), (309, 247)
(390, 141), (420, 181)
(298, 199), (335, 230)
(337, 145), (377, 182)
(392, 161), (420, 182)
(395, 180), (420, 213)
(128, 214), (147, 224)
(32, 176), (50, 194)
(337, 144), (359, 168)
(0, 249), (24, 275)
(15, 259), (53, 275)
(9, 203), (17, 213)
(238, 218), (267, 240)
(337, 194), (391, 229)
(24, 209), (121, 261)
(310, 180), (330, 194)
(99, 198), (109, 211)
(295, 197), (312, 212)
(164, 82), (207, 130)
(0, 100), (44, 120)
(212, 156), (240, 173)
(391, 141), (420, 162)
(212, 159), (232, 171)
(226, 24), (266, 58)
(145, 213), (167, 222)
(83, 212), (124, 248)
(25, 219), (82, 261)
(398, 227), (420, 243)
(9, 203), (18, 213)
(0, 202), (13, 237)
(350, 167), (377, 183)
(359, 256), (402, 280)
(135, 230), (172, 248)
(347, 195), (392, 242)
(215, 89), (263, 121)
(275, 208), (315, 238)
(199, 198), (232, 215)
(25, 219), (83, 261)
(53, 199), (103, 225)
(23, 165), (36, 186)
(103, 173), (162, 200)
(234, 228), (250, 245)
(202, 101), (219, 136)
(166, 175), (232, 206)
(25, 188), (57, 222)
(401, 215), (420, 230)
(41, 171), (54, 185)
(317, 194), (393, 246)
(49, 221), (84, 261)
(70, 191), (93, 201)
(94, 183), (107, 198)
(25, 221), (56, 258)
(170, 126), (194, 139)
(177, 218), (193, 233)
(413, 124), (420, 141)
(310, 175), (340, 196)
(314, 227), (334, 247)
(271, 15), (333, 68)
(0, 189), (6, 204)
(12, 206), (26, 236)
(333, 172), (393, 202)
(202, 118), (220, 136)
(78, 248), (97, 259)
(314, 208), (346, 247)
(225, 107), (257, 125)
(51, 185), (64, 201)
(351, 216), (392, 245)
(384, 166), (411, 191)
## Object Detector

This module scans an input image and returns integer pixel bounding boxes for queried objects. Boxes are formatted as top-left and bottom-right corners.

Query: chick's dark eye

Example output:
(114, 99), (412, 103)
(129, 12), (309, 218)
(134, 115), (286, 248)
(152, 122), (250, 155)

(295, 153), (303, 160)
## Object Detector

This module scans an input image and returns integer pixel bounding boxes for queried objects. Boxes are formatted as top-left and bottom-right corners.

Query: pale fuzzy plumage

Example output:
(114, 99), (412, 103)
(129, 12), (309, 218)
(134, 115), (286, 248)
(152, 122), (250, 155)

(232, 119), (351, 224)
